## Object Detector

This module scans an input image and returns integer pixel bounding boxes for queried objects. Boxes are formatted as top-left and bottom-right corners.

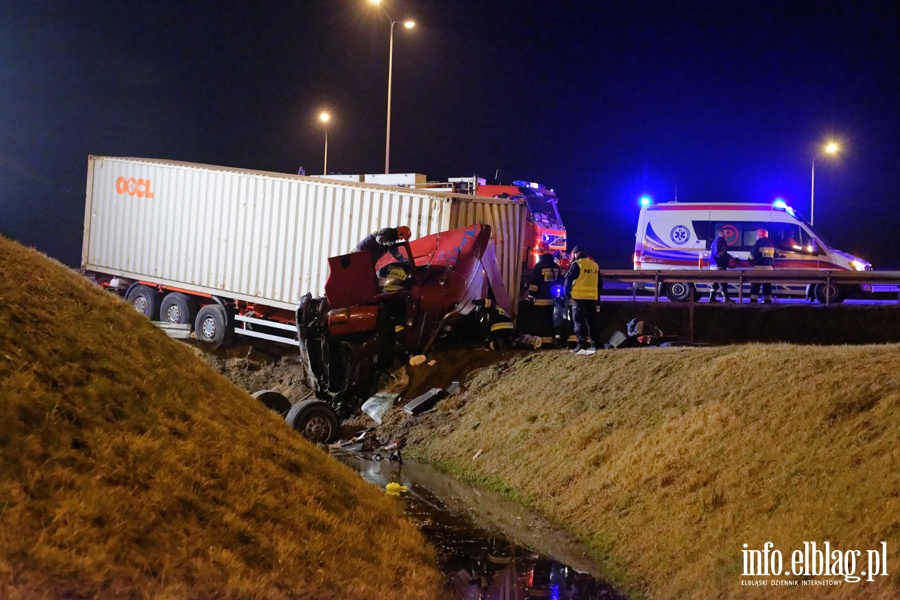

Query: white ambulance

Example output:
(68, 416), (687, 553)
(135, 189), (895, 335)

(633, 199), (871, 303)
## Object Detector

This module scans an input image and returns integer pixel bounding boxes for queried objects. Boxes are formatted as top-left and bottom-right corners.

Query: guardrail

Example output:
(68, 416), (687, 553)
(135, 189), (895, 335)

(598, 269), (900, 305)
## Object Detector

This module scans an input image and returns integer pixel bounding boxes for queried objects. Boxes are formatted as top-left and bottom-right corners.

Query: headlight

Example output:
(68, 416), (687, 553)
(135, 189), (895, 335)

(850, 260), (867, 271)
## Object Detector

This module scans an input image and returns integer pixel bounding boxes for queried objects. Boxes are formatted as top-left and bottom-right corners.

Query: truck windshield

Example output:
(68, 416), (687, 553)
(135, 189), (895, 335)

(523, 193), (564, 229)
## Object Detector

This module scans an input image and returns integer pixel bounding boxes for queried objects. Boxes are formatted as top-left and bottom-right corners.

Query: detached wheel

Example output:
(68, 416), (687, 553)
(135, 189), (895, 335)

(814, 282), (846, 305)
(286, 400), (340, 444)
(160, 292), (198, 326)
(252, 390), (292, 417)
(665, 281), (695, 302)
(194, 304), (232, 347)
(125, 284), (161, 319)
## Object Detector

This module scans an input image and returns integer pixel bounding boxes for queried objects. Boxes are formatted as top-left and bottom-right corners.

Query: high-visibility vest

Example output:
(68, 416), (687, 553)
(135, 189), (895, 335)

(570, 258), (600, 301)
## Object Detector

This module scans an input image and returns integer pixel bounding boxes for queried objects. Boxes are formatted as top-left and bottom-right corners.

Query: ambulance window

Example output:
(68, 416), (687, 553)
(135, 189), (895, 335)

(770, 223), (803, 252)
(692, 221), (710, 245)
(741, 223), (769, 249)
(713, 223), (741, 249)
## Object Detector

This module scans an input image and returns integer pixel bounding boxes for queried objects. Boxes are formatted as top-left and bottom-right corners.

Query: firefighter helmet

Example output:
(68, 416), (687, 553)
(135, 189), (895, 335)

(397, 225), (411, 240)
(756, 228), (768, 238)
(537, 241), (550, 254)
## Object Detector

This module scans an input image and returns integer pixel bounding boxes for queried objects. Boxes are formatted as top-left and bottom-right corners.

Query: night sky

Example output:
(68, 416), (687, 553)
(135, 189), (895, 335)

(2, 0), (898, 270)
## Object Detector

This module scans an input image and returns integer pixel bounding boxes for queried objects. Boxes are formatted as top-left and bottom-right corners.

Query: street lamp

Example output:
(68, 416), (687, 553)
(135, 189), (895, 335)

(369, 0), (414, 173)
(319, 111), (330, 176)
(810, 141), (839, 226)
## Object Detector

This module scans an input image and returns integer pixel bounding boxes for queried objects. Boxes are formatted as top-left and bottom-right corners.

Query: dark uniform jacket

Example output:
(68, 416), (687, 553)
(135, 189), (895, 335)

(749, 237), (776, 267)
(710, 235), (731, 269)
(527, 254), (563, 306)
(355, 227), (406, 264)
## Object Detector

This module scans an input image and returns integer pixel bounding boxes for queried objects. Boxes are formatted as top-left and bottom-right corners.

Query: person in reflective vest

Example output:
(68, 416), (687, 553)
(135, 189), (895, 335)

(748, 228), (776, 303)
(526, 241), (563, 346)
(563, 245), (602, 352)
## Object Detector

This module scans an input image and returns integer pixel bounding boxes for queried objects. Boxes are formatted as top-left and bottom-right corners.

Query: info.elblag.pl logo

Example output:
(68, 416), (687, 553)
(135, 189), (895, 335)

(740, 541), (889, 587)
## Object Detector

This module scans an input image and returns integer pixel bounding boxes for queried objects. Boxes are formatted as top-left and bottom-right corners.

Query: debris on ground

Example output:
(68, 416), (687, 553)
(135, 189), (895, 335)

(361, 392), (400, 424)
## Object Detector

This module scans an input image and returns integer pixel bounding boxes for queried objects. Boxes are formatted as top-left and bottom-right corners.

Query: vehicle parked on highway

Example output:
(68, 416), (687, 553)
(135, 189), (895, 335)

(633, 199), (872, 303)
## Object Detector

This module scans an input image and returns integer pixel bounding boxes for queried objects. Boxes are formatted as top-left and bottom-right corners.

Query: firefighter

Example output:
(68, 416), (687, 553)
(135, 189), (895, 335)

(526, 241), (563, 346)
(355, 226), (412, 267)
(472, 298), (514, 351)
(563, 245), (603, 352)
(749, 228), (776, 303)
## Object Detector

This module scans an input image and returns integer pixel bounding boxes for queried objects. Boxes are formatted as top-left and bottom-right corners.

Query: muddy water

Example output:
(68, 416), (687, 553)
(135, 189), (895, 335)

(333, 451), (626, 599)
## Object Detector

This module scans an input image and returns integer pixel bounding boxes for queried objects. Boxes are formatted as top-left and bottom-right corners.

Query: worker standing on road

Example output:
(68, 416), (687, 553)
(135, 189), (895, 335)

(709, 226), (734, 302)
(563, 245), (603, 352)
(355, 226), (412, 268)
(749, 228), (776, 303)
(526, 242), (563, 346)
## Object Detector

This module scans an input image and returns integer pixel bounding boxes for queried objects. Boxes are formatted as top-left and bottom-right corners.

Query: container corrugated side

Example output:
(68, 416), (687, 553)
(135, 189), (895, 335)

(83, 157), (458, 310)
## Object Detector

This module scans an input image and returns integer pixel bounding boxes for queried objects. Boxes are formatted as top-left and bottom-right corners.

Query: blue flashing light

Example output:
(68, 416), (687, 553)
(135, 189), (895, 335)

(639, 195), (653, 207)
(512, 179), (542, 189)
(773, 198), (787, 209)
(551, 284), (564, 298)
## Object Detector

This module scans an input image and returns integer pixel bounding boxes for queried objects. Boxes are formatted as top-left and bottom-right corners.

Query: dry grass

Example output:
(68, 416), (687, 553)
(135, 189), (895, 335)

(0, 235), (442, 600)
(407, 344), (900, 598)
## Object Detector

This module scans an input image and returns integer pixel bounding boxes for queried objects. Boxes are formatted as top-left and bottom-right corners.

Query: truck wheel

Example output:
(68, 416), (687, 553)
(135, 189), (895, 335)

(814, 283), (845, 305)
(194, 304), (232, 347)
(285, 400), (340, 444)
(160, 292), (198, 326)
(126, 284), (161, 319)
(251, 390), (292, 416)
(665, 281), (695, 302)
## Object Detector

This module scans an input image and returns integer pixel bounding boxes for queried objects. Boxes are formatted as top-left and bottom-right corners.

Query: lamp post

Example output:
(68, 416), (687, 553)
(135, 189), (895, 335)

(810, 141), (839, 226)
(369, 1), (414, 174)
(319, 111), (330, 176)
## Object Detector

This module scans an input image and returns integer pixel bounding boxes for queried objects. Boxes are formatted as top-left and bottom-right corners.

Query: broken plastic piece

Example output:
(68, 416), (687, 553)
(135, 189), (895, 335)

(409, 354), (427, 366)
(385, 482), (408, 496)
(361, 392), (399, 424)
(404, 387), (447, 415)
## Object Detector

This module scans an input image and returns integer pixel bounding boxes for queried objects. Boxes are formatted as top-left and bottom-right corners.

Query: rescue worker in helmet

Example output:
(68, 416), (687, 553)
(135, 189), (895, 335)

(563, 245), (603, 352)
(355, 226), (412, 268)
(526, 241), (563, 346)
(748, 228), (776, 303)
(472, 297), (515, 352)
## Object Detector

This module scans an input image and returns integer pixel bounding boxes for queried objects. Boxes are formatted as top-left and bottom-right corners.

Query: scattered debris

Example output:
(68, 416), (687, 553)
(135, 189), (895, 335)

(409, 354), (427, 366)
(385, 482), (409, 496)
(361, 392), (399, 424)
(404, 387), (448, 416)
(516, 334), (542, 349)
(427, 359), (437, 366)
(472, 449), (483, 460)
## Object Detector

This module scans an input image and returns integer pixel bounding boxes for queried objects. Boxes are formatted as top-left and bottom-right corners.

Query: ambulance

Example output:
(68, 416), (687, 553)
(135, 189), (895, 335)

(633, 199), (872, 303)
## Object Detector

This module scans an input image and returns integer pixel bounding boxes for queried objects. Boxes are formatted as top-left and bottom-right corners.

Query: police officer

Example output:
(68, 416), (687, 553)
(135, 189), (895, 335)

(709, 225), (734, 302)
(749, 228), (776, 303)
(355, 226), (412, 267)
(563, 245), (603, 352)
(526, 241), (563, 346)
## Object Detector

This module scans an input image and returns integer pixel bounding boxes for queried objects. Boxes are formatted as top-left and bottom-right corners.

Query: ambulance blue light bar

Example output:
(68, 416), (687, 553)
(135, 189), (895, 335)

(640, 195), (653, 207)
(772, 198), (796, 216)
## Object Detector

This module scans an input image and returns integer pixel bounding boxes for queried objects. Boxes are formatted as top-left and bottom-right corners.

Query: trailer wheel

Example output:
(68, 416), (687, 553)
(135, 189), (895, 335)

(160, 292), (198, 326)
(814, 283), (846, 305)
(126, 285), (161, 319)
(665, 281), (695, 302)
(194, 304), (232, 347)
(285, 400), (340, 444)
(251, 390), (292, 416)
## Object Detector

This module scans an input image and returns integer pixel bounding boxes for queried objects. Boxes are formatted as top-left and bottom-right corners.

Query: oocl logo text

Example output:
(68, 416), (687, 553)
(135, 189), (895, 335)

(115, 176), (155, 199)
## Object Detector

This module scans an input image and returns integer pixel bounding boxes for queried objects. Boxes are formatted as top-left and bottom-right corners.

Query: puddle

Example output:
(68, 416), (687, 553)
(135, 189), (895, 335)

(333, 450), (627, 599)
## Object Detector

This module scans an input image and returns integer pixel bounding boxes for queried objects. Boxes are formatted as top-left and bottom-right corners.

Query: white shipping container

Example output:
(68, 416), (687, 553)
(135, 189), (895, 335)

(82, 156), (527, 311)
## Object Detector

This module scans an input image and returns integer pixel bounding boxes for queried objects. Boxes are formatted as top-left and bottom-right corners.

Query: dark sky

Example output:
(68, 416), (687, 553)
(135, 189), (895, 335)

(2, 0), (899, 269)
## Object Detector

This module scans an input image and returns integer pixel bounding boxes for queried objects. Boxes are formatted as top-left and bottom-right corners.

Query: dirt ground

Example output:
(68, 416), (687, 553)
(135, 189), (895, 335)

(190, 338), (524, 444)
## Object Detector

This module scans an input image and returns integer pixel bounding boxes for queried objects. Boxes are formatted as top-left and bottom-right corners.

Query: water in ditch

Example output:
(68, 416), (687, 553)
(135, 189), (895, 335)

(333, 450), (627, 599)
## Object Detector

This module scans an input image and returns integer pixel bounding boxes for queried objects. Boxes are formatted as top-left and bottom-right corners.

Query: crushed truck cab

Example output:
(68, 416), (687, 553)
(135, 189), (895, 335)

(295, 224), (512, 428)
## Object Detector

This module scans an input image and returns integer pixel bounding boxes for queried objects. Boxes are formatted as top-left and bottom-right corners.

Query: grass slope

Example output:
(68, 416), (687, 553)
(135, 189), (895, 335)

(0, 236), (442, 600)
(407, 345), (900, 598)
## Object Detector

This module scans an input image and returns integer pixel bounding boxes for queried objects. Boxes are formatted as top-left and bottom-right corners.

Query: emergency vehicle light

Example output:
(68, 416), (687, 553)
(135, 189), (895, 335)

(512, 180), (542, 190)
(640, 195), (653, 207)
(772, 198), (796, 217)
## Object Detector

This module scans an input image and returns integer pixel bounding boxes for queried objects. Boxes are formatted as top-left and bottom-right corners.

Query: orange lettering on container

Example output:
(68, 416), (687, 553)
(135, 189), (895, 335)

(115, 176), (154, 198)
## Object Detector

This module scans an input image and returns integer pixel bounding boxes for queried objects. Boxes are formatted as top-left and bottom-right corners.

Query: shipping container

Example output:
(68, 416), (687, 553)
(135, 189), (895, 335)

(82, 156), (527, 345)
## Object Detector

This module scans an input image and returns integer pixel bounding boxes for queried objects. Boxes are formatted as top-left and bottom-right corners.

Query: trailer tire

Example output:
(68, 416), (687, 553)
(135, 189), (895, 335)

(160, 292), (198, 326)
(194, 304), (232, 347)
(665, 281), (695, 302)
(126, 284), (161, 319)
(814, 282), (846, 305)
(251, 390), (292, 416)
(286, 400), (340, 444)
